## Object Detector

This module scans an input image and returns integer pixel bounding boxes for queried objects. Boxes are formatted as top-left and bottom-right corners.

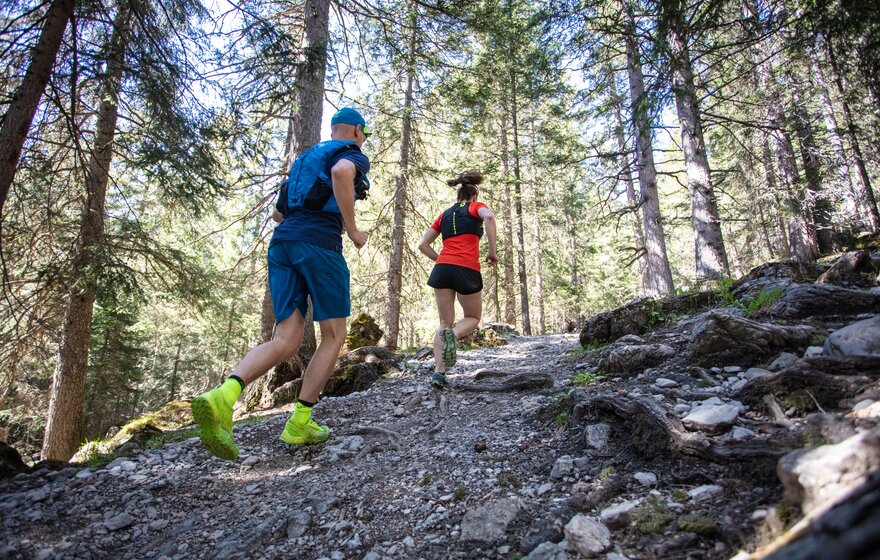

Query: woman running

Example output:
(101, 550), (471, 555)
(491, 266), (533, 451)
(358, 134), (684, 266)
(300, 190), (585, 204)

(417, 170), (498, 389)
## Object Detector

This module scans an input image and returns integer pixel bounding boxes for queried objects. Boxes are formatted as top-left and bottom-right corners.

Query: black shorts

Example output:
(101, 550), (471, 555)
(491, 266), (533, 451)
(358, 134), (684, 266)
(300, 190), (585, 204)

(427, 263), (483, 295)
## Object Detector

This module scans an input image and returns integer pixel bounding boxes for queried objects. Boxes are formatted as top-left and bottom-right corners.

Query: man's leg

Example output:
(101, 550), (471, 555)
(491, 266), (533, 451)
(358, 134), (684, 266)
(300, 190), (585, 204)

(280, 317), (347, 445)
(193, 311), (305, 459)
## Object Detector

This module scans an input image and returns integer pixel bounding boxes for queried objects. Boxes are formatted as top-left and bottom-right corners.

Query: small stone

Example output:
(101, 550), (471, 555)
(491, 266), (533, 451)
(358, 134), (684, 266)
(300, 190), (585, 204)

(803, 346), (824, 357)
(687, 484), (723, 502)
(474, 441), (487, 453)
(654, 378), (679, 388)
(634, 472), (657, 486)
(105, 513), (134, 531)
(550, 456), (575, 480)
(599, 500), (640, 529)
(564, 515), (611, 557)
(586, 424), (610, 450)
(242, 455), (260, 467)
(537, 483), (553, 496)
(742, 367), (772, 380)
(722, 366), (742, 374)
(769, 352), (798, 371)
(853, 399), (875, 412)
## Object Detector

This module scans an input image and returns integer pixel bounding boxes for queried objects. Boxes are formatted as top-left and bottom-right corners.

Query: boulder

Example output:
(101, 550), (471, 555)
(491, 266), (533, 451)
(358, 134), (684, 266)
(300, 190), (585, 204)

(823, 315), (880, 358)
(564, 515), (611, 557)
(459, 497), (523, 543)
(777, 428), (880, 515)
(688, 310), (815, 366)
(598, 344), (676, 374)
(0, 441), (28, 479)
(345, 313), (384, 350)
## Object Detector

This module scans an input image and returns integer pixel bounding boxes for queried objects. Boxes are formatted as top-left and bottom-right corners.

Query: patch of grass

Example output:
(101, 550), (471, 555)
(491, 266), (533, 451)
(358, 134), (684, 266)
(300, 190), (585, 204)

(571, 370), (601, 387)
(677, 514), (719, 536)
(632, 495), (674, 535)
(599, 466), (616, 480)
(746, 286), (784, 315)
(670, 489), (688, 502)
(716, 278), (738, 306)
(145, 428), (200, 449)
(77, 440), (113, 467)
(453, 485), (467, 501)
(419, 473), (432, 487)
(482, 454), (510, 463)
(497, 472), (521, 489)
(647, 309), (666, 328)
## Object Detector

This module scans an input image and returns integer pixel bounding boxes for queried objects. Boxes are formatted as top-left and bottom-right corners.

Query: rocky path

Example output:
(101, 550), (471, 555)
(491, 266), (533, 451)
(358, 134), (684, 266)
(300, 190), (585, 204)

(3, 299), (878, 560)
(1, 335), (598, 560)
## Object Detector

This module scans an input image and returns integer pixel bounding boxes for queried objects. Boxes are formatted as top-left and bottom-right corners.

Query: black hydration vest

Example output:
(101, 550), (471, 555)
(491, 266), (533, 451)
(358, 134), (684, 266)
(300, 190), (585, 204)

(440, 201), (484, 240)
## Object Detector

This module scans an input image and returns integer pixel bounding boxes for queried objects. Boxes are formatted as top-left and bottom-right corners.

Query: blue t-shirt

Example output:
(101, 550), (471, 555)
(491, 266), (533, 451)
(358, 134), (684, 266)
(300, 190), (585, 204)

(270, 149), (370, 253)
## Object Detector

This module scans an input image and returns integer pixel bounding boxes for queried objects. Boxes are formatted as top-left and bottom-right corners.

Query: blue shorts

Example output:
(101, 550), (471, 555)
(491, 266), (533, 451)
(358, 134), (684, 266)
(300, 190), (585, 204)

(268, 241), (350, 323)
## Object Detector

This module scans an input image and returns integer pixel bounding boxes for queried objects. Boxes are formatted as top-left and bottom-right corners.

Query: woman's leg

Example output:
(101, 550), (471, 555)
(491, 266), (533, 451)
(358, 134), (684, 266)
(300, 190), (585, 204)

(433, 288), (456, 373)
(454, 291), (483, 339)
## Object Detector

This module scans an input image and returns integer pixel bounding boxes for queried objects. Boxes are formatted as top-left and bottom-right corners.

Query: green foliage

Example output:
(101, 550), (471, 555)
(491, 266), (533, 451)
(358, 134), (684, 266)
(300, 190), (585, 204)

(497, 472), (522, 489)
(716, 278), (738, 307)
(346, 313), (384, 350)
(670, 489), (688, 502)
(419, 473), (432, 487)
(571, 370), (601, 387)
(599, 466), (616, 480)
(632, 496), (674, 535)
(677, 514), (719, 536)
(745, 287), (784, 315)
(453, 485), (467, 501)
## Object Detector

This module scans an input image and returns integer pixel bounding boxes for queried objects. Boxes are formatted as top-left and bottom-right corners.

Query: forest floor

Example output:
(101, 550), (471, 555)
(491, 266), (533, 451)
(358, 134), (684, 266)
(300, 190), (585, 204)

(0, 327), (809, 560)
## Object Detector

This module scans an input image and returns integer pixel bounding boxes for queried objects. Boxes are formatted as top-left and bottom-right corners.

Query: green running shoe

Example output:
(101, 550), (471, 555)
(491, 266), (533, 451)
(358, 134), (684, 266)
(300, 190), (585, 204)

(279, 416), (330, 445)
(431, 371), (450, 389)
(191, 389), (238, 461)
(441, 328), (457, 366)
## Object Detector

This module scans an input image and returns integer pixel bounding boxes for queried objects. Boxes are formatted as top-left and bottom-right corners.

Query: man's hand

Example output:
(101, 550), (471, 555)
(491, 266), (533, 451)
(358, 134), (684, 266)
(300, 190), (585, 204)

(485, 250), (498, 266)
(348, 228), (368, 249)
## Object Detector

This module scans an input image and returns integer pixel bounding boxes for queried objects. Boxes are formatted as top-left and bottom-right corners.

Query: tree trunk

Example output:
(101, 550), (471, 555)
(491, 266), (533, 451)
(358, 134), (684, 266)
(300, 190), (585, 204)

(610, 76), (647, 288)
(621, 3), (675, 295)
(0, 0), (75, 223)
(42, 3), (130, 461)
(259, 0), (331, 358)
(826, 41), (880, 232)
(660, 0), (729, 280)
(168, 341), (182, 403)
(767, 100), (818, 263)
(792, 83), (833, 254)
(384, 6), (417, 350)
(509, 73), (531, 335)
(812, 55), (861, 219)
(498, 114), (516, 326)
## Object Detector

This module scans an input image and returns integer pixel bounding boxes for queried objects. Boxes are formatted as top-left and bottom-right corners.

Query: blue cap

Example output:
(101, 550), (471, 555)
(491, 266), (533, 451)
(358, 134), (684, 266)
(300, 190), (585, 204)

(331, 107), (370, 136)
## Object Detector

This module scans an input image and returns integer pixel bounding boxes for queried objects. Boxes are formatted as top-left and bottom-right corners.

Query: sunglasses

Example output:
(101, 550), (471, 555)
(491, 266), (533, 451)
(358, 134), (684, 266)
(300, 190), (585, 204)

(359, 124), (372, 138)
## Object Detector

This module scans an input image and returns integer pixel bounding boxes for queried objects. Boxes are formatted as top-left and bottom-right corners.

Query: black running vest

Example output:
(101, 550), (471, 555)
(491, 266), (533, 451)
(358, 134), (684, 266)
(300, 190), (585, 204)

(440, 202), (484, 240)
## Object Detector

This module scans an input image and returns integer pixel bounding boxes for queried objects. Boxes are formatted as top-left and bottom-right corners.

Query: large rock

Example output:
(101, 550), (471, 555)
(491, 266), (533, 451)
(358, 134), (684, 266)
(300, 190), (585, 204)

(688, 310), (816, 366)
(816, 250), (878, 287)
(345, 313), (384, 350)
(0, 441), (27, 479)
(459, 497), (523, 543)
(323, 346), (402, 397)
(564, 515), (611, 557)
(769, 283), (880, 318)
(580, 299), (656, 346)
(823, 315), (880, 358)
(598, 343), (676, 374)
(777, 428), (880, 515)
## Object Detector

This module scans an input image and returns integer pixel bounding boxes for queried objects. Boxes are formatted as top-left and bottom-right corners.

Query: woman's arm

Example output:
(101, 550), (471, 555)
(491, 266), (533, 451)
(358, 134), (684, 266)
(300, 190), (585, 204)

(478, 206), (498, 265)
(417, 227), (441, 261)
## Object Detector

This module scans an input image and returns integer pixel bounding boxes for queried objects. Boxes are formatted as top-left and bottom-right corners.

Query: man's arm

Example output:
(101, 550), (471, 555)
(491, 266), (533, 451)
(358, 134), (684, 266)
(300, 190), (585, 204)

(417, 227), (441, 261)
(478, 206), (498, 265)
(331, 159), (367, 249)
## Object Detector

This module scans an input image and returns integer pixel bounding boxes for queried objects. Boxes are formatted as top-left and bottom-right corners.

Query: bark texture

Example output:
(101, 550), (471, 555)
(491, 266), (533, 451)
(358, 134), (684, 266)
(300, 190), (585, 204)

(42, 3), (130, 461)
(384, 7), (416, 350)
(660, 0), (729, 280)
(0, 0), (75, 221)
(622, 1), (674, 296)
